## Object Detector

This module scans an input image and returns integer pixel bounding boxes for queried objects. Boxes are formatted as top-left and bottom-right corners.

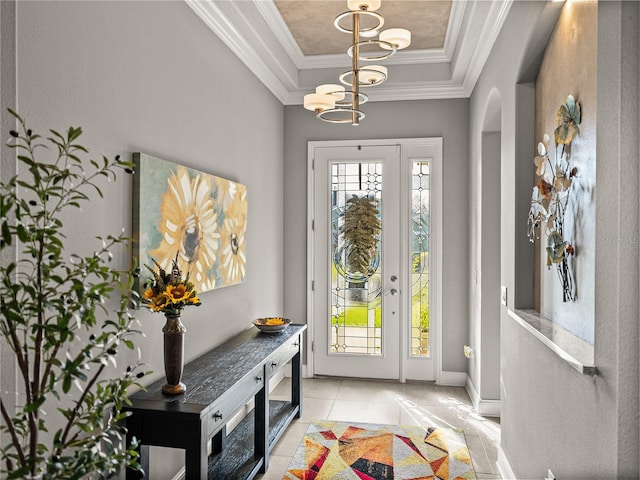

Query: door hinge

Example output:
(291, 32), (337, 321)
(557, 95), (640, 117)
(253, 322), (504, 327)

(311, 341), (315, 352)
(311, 219), (315, 230)
(311, 280), (315, 291)
(312, 158), (315, 170)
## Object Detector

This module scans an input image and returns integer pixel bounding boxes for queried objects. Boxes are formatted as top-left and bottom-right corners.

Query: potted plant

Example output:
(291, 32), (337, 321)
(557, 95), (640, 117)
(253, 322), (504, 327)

(0, 110), (146, 479)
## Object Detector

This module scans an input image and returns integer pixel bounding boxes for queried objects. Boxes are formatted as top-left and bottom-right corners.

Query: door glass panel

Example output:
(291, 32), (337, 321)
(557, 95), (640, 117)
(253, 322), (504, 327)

(411, 161), (430, 357)
(330, 162), (383, 355)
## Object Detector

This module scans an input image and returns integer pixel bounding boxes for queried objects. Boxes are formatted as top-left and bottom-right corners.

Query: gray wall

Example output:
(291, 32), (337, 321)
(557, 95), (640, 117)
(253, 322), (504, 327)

(0, 0), (17, 456)
(5, 1), (284, 476)
(479, 131), (501, 401)
(470, 1), (640, 478)
(283, 99), (470, 374)
(535, 0), (597, 342)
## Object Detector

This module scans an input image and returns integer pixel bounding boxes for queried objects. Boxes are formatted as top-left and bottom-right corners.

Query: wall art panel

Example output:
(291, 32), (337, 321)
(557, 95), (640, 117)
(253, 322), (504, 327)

(133, 152), (247, 294)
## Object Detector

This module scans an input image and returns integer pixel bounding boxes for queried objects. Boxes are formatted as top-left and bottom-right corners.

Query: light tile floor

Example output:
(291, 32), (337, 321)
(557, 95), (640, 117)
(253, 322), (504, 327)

(257, 377), (502, 480)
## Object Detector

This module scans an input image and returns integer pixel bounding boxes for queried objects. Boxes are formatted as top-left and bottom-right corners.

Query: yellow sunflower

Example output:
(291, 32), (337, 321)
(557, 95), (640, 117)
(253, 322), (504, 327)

(149, 167), (219, 293)
(165, 284), (190, 303)
(219, 187), (247, 285)
(150, 294), (171, 312)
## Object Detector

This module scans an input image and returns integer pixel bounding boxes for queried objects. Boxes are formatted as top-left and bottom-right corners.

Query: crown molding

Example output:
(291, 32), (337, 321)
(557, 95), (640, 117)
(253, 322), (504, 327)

(297, 48), (451, 70)
(284, 80), (469, 105)
(461, 0), (514, 93)
(443, 0), (467, 60)
(186, 0), (513, 105)
(253, 0), (306, 67)
(185, 0), (295, 104)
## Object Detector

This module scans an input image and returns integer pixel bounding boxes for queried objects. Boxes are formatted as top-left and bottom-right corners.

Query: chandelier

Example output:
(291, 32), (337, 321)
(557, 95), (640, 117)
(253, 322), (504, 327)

(303, 0), (411, 125)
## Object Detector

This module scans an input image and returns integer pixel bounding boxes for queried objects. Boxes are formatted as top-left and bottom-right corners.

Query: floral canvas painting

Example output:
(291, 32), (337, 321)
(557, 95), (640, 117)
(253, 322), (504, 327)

(133, 152), (247, 294)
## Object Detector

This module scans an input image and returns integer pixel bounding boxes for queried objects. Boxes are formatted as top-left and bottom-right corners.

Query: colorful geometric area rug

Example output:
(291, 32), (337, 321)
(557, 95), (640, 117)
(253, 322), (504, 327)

(283, 420), (476, 480)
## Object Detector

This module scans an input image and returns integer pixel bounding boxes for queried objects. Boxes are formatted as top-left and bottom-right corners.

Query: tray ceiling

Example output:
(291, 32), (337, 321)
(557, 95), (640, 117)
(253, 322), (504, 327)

(185, 0), (514, 104)
(274, 0), (453, 55)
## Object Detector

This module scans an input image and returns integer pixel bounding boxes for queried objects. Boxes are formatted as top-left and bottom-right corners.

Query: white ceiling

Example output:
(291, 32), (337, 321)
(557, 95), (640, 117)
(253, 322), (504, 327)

(185, 0), (514, 105)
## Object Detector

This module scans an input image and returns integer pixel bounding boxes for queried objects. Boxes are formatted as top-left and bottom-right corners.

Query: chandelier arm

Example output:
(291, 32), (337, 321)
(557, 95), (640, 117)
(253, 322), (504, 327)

(335, 91), (368, 106)
(339, 67), (388, 87)
(317, 108), (366, 124)
(347, 40), (397, 61)
(334, 10), (384, 35)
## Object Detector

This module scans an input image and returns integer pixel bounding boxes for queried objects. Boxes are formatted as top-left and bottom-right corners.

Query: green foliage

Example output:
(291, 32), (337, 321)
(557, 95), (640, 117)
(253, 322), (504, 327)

(0, 110), (147, 479)
(340, 195), (381, 276)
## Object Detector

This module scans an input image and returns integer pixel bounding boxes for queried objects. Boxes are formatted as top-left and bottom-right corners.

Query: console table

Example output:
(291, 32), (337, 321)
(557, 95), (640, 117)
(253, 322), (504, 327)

(124, 324), (306, 480)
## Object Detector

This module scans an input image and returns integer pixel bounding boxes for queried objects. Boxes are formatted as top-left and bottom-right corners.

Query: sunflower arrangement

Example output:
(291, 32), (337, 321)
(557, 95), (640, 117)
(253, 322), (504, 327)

(142, 253), (201, 314)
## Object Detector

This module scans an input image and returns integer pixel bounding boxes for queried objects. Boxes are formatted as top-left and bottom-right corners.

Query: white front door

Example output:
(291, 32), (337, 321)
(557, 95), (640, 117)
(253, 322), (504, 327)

(309, 139), (442, 381)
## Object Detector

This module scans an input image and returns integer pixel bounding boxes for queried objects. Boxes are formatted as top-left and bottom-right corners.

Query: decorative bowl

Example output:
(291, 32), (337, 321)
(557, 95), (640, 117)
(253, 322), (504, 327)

(253, 317), (291, 334)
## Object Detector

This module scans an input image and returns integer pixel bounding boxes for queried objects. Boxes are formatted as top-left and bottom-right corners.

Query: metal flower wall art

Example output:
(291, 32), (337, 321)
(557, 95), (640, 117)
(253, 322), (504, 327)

(527, 95), (581, 302)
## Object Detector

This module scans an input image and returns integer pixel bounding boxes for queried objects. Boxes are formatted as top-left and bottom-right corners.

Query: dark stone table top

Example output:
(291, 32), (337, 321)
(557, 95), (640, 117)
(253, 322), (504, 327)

(127, 324), (306, 412)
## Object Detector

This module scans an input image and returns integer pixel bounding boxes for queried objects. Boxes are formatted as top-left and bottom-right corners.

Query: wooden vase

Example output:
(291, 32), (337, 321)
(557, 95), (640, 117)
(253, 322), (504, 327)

(162, 312), (186, 395)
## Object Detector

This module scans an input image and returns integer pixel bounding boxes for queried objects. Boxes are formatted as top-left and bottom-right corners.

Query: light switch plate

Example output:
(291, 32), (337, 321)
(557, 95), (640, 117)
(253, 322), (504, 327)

(500, 285), (508, 306)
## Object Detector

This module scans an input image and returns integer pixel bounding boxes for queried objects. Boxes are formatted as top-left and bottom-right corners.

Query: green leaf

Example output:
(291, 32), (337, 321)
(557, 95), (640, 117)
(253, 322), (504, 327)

(16, 224), (30, 242)
(2, 220), (12, 246)
(23, 395), (46, 413)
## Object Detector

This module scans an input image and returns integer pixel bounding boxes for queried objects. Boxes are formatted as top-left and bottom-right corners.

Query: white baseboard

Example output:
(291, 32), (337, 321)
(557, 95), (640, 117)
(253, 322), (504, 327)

(437, 370), (467, 386)
(465, 375), (501, 417)
(497, 446), (516, 479)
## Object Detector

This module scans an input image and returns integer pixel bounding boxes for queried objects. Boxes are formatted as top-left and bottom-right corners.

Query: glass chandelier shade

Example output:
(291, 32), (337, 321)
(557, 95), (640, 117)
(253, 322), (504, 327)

(379, 28), (411, 50)
(303, 93), (335, 113)
(347, 0), (381, 11)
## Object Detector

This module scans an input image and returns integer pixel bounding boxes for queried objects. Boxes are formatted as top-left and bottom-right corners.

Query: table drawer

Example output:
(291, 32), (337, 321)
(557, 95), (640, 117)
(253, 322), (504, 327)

(266, 334), (301, 377)
(205, 366), (265, 436)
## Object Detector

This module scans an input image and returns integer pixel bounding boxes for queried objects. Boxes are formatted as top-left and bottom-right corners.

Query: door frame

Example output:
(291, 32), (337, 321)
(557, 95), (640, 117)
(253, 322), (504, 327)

(306, 138), (443, 383)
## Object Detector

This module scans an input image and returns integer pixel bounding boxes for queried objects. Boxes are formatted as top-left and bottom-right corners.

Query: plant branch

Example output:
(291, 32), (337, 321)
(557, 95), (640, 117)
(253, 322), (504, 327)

(28, 235), (47, 474)
(55, 363), (106, 455)
(0, 397), (26, 467)
(4, 319), (29, 391)
(39, 343), (62, 393)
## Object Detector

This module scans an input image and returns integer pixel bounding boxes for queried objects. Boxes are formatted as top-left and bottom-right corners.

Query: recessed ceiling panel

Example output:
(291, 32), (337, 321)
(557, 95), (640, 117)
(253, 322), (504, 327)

(274, 0), (452, 56)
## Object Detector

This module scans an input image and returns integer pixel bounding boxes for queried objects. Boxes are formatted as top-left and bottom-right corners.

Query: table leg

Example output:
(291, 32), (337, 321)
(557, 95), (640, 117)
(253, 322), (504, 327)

(184, 424), (208, 480)
(255, 365), (269, 473)
(292, 342), (302, 419)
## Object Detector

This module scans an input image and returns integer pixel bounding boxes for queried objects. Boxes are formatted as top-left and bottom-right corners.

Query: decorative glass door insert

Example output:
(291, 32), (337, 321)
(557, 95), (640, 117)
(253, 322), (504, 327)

(411, 161), (430, 357)
(330, 162), (383, 355)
